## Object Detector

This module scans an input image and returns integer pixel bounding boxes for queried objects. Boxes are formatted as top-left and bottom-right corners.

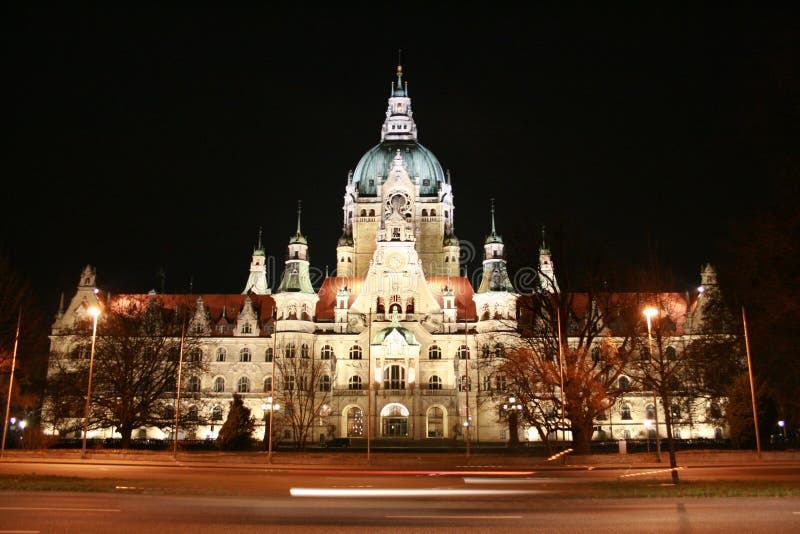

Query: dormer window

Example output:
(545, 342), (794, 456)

(242, 322), (251, 334)
(392, 228), (401, 240)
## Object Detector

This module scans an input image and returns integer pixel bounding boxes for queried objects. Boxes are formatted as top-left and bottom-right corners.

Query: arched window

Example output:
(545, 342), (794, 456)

(368, 209), (375, 216)
(383, 365), (406, 389)
(349, 345), (363, 360)
(301, 344), (310, 358)
(264, 376), (272, 392)
(190, 348), (203, 362)
(242, 322), (251, 334)
(285, 343), (296, 358)
(481, 344), (490, 358)
(320, 345), (334, 360)
(285, 375), (295, 391)
(237, 376), (250, 393)
(239, 348), (251, 362)
(215, 347), (226, 362)
(646, 404), (655, 419)
(428, 345), (442, 360)
(360, 209), (367, 216)
(618, 376), (630, 391)
(671, 404), (681, 419)
(430, 209), (436, 216)
(494, 343), (504, 358)
(429, 375), (442, 390)
(666, 346), (677, 360)
(265, 348), (273, 362)
(320, 375), (331, 392)
(620, 403), (632, 420)
(188, 376), (201, 392)
(427, 406), (444, 438)
(213, 377), (225, 392)
(211, 405), (222, 421)
(187, 405), (198, 421)
(591, 346), (601, 363)
(348, 376), (362, 390)
(421, 208), (428, 216)
(457, 345), (470, 360)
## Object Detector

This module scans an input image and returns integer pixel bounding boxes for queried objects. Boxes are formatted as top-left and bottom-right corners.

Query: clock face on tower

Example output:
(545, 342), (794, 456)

(386, 252), (406, 271)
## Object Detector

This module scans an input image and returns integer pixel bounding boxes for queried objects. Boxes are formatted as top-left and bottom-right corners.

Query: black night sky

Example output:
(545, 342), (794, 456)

(4, 6), (797, 313)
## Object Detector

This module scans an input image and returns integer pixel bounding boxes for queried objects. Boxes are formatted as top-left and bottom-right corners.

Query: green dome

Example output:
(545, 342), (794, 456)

(352, 141), (445, 196)
(443, 232), (460, 246)
(371, 325), (419, 346)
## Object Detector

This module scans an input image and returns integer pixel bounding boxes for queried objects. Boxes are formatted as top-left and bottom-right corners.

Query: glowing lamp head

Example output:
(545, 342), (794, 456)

(88, 306), (101, 318)
(643, 307), (657, 319)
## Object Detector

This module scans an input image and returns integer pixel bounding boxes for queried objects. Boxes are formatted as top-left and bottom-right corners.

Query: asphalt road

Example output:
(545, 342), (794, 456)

(1, 491), (799, 533)
(1, 455), (799, 532)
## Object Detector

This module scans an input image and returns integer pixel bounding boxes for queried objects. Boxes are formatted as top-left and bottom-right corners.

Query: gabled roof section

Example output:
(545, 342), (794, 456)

(106, 293), (276, 336)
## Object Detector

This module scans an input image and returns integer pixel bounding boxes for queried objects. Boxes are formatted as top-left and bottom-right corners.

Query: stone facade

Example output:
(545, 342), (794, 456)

(44, 65), (727, 446)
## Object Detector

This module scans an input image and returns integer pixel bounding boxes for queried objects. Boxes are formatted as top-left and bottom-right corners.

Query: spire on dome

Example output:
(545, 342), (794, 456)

(382, 62), (416, 141)
(539, 225), (550, 254)
(243, 227), (270, 295)
(254, 226), (264, 253)
(290, 200), (307, 244)
(485, 198), (502, 244)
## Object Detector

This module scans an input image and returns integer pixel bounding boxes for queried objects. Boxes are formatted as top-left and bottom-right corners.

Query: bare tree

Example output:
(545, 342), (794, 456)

(273, 343), (332, 449)
(45, 299), (206, 448)
(485, 289), (639, 455)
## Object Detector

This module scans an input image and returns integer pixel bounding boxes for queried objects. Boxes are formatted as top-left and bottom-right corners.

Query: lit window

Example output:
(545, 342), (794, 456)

(237, 376), (250, 393)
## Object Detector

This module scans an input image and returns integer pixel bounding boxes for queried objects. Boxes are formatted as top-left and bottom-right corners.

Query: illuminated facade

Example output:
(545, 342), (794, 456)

(45, 66), (726, 446)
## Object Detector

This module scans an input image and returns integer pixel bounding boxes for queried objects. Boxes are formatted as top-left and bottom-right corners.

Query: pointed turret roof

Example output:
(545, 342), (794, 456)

(289, 200), (307, 245)
(485, 198), (503, 244)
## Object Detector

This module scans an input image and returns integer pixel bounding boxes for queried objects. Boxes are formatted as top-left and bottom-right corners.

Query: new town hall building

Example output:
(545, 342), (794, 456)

(46, 66), (725, 446)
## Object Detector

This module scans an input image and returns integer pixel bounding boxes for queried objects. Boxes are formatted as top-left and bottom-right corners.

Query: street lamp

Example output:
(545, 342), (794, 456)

(778, 420), (787, 441)
(81, 306), (101, 459)
(643, 307), (662, 462)
(262, 398), (280, 451)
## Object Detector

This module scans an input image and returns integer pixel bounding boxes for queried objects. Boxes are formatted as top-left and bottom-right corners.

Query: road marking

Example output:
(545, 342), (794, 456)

(290, 488), (536, 497)
(387, 515), (522, 520)
(0, 530), (40, 533)
(0, 507), (120, 513)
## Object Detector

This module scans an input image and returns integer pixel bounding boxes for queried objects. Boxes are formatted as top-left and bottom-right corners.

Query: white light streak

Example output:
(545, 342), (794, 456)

(290, 488), (535, 498)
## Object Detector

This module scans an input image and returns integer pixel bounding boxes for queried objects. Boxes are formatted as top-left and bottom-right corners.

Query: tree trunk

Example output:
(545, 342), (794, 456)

(119, 424), (133, 450)
(663, 393), (680, 484)
(571, 419), (593, 455)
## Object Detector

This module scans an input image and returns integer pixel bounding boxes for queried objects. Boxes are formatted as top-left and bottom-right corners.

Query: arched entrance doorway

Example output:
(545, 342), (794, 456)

(380, 403), (409, 438)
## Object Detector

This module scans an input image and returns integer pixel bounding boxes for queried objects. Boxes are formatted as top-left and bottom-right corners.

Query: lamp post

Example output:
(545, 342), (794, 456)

(1, 307), (22, 460)
(81, 306), (101, 460)
(644, 419), (652, 452)
(262, 398), (280, 451)
(643, 307), (662, 462)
